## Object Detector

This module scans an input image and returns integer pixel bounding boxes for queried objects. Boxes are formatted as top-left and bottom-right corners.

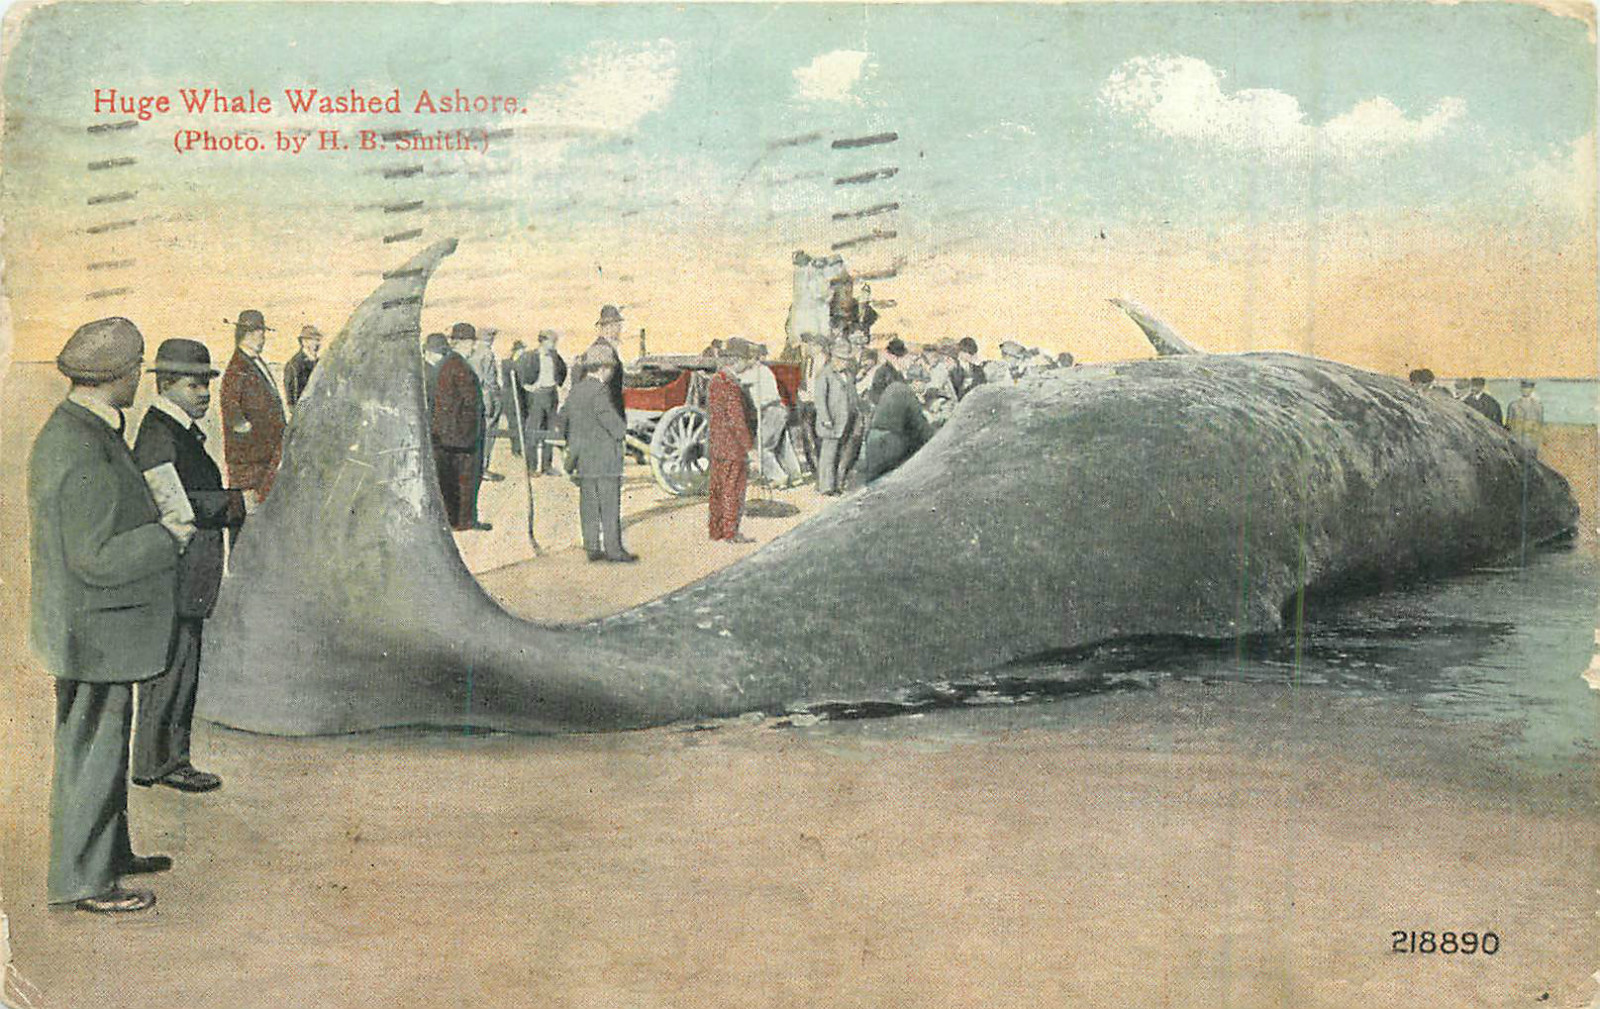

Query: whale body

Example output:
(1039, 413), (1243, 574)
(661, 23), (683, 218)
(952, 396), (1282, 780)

(198, 240), (1579, 735)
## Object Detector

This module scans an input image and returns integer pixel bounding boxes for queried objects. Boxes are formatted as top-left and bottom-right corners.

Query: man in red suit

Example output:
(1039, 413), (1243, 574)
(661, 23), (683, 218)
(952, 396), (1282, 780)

(708, 355), (756, 543)
(219, 309), (287, 505)
(430, 327), (490, 531)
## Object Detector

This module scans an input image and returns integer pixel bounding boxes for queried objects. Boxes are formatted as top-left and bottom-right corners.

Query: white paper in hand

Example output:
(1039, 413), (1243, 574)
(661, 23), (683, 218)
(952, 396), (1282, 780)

(142, 462), (195, 525)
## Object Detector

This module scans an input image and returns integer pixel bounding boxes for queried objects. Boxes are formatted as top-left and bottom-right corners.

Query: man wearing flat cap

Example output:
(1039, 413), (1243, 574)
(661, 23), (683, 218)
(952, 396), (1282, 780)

(220, 309), (287, 505)
(571, 305), (626, 419)
(282, 325), (322, 409)
(28, 317), (192, 913)
(559, 343), (635, 561)
(132, 339), (247, 794)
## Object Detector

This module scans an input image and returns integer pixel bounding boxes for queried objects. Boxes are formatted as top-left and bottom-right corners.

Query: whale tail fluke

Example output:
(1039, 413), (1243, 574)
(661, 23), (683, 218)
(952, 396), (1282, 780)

(1110, 298), (1203, 356)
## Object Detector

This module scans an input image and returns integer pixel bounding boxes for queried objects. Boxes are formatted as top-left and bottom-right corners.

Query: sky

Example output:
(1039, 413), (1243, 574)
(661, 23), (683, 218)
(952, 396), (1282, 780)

(1, 2), (1595, 374)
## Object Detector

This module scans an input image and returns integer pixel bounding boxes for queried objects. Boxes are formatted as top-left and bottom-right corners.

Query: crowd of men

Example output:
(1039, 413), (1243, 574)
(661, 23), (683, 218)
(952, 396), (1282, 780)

(1408, 368), (1546, 457)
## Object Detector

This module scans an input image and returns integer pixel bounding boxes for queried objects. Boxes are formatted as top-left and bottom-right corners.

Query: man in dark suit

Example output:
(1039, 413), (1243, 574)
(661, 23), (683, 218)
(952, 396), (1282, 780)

(131, 340), (247, 793)
(282, 325), (322, 408)
(219, 309), (287, 505)
(516, 328), (568, 476)
(432, 328), (489, 531)
(29, 317), (189, 913)
(571, 304), (626, 418)
(858, 338), (933, 486)
(1462, 377), (1503, 425)
(560, 344), (634, 561)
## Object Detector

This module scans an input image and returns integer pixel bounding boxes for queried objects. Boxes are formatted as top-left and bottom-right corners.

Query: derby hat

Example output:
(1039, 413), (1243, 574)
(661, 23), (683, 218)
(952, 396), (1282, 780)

(298, 325), (323, 343)
(424, 332), (450, 354)
(57, 317), (144, 382)
(449, 322), (476, 342)
(149, 338), (219, 377)
(884, 337), (908, 357)
(226, 310), (272, 337)
(596, 305), (623, 325)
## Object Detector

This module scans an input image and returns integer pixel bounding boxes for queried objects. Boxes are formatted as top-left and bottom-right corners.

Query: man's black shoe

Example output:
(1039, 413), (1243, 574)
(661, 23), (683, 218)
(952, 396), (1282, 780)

(153, 765), (222, 793)
(123, 854), (173, 876)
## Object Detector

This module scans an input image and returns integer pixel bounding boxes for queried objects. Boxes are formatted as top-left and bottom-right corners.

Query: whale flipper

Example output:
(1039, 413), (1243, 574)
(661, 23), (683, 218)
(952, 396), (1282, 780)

(1110, 297), (1203, 356)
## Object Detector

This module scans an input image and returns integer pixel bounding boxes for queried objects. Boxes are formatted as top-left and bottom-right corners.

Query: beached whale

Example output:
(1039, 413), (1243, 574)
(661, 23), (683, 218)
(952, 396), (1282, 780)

(198, 239), (1579, 735)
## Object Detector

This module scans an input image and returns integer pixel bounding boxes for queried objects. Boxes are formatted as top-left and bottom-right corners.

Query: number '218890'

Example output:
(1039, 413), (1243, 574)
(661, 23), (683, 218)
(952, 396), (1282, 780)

(1391, 931), (1499, 954)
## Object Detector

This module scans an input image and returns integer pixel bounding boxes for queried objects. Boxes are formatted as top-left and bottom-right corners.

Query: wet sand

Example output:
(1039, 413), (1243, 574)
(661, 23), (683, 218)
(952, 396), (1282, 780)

(1, 366), (1597, 1007)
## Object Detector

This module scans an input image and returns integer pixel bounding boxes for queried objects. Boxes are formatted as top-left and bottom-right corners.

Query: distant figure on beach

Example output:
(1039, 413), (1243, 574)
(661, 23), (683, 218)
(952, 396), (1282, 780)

(858, 338), (932, 486)
(502, 340), (527, 456)
(953, 338), (985, 400)
(516, 329), (567, 477)
(466, 325), (504, 482)
(433, 327), (489, 531)
(561, 344), (634, 562)
(1462, 378), (1503, 426)
(132, 339), (246, 795)
(220, 309), (286, 505)
(30, 317), (188, 914)
(1506, 380), (1545, 458)
(282, 325), (321, 408)
(701, 338), (725, 358)
(855, 283), (879, 343)
(813, 338), (858, 497)
(708, 354), (756, 542)
(743, 358), (803, 487)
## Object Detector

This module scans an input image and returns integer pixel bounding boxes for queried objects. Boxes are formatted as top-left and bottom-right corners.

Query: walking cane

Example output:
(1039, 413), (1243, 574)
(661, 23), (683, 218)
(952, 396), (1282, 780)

(509, 370), (541, 554)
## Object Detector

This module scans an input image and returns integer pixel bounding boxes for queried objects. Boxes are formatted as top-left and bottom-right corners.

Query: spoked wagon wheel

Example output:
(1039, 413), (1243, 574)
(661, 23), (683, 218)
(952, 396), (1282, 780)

(648, 405), (710, 496)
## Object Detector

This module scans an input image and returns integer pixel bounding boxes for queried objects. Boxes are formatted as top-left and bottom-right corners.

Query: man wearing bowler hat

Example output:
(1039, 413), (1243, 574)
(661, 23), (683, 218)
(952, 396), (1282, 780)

(132, 339), (247, 793)
(433, 325), (490, 531)
(29, 317), (191, 913)
(220, 309), (287, 505)
(571, 304), (626, 419)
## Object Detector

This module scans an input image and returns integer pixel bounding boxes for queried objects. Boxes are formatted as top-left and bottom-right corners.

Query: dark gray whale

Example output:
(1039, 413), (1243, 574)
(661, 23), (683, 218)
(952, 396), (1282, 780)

(198, 240), (1579, 735)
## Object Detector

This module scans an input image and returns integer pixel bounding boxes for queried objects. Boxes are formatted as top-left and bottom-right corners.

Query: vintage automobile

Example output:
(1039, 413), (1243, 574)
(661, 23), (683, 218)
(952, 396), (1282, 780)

(622, 354), (805, 495)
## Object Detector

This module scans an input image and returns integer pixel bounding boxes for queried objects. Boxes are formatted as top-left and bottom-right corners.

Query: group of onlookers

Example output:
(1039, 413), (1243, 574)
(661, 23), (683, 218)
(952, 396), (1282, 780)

(26, 308), (323, 915)
(1409, 368), (1547, 458)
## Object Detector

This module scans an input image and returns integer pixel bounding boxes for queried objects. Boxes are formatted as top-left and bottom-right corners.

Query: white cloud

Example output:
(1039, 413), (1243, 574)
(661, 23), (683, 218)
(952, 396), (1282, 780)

(1513, 132), (1597, 224)
(1099, 55), (1466, 162)
(528, 40), (680, 135)
(794, 50), (870, 104)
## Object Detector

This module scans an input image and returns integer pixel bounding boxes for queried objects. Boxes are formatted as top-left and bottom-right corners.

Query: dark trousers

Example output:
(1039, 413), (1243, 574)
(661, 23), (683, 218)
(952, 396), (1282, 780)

(133, 618), (202, 783)
(524, 388), (560, 473)
(838, 410), (866, 486)
(578, 476), (624, 556)
(436, 447), (479, 530)
(49, 680), (135, 903)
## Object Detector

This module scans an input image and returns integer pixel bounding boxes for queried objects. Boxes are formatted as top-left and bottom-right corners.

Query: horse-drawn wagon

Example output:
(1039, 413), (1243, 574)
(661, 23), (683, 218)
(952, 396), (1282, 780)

(622, 354), (805, 496)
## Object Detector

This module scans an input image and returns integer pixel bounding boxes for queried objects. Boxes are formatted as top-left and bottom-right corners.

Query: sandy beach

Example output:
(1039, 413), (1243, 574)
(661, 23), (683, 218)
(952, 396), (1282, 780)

(1, 365), (1597, 1008)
